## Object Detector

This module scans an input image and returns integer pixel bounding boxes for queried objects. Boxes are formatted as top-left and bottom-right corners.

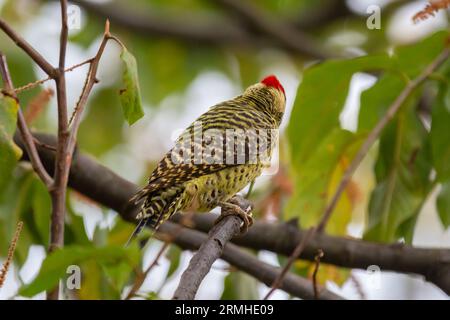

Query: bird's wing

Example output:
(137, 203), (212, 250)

(133, 102), (275, 201)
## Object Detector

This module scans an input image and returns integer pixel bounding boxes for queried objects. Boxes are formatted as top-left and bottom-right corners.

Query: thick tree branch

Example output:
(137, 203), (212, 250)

(14, 132), (450, 295)
(160, 221), (342, 300)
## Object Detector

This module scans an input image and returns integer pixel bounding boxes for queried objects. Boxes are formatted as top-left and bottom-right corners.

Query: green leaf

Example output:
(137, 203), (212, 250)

(286, 128), (363, 234)
(430, 82), (450, 182)
(437, 182), (450, 229)
(31, 178), (51, 245)
(221, 271), (259, 300)
(359, 31), (450, 242)
(166, 245), (181, 279)
(288, 54), (390, 165)
(364, 103), (432, 243)
(0, 168), (35, 264)
(119, 48), (144, 125)
(0, 95), (22, 193)
(19, 245), (140, 297)
(286, 54), (391, 234)
(78, 89), (125, 156)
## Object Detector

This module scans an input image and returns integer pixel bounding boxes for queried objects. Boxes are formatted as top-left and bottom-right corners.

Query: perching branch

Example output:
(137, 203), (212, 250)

(172, 196), (251, 300)
(14, 132), (450, 295)
(160, 221), (343, 300)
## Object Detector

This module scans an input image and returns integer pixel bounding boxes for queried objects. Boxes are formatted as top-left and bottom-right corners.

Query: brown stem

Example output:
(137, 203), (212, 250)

(14, 58), (93, 94)
(0, 19), (55, 77)
(47, 0), (70, 300)
(263, 227), (315, 299)
(125, 242), (170, 300)
(0, 221), (23, 288)
(312, 249), (324, 300)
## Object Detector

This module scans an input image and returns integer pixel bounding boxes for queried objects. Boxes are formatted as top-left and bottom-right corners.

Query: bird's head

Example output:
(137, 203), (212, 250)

(243, 75), (286, 114)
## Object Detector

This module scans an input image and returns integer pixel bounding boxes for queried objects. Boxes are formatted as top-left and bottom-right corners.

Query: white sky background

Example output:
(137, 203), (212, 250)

(0, 0), (449, 300)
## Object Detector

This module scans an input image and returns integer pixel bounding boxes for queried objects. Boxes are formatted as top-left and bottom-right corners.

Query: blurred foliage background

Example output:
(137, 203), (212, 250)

(0, 0), (449, 299)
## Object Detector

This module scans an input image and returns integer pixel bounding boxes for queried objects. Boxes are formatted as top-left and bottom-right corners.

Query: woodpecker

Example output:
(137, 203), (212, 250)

(128, 75), (286, 244)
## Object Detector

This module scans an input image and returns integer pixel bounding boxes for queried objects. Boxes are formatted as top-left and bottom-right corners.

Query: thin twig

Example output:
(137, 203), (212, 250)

(263, 227), (315, 300)
(312, 249), (324, 300)
(67, 20), (110, 129)
(0, 53), (53, 187)
(125, 242), (170, 300)
(14, 59), (93, 94)
(0, 19), (55, 77)
(161, 222), (343, 300)
(0, 221), (24, 288)
(263, 44), (450, 300)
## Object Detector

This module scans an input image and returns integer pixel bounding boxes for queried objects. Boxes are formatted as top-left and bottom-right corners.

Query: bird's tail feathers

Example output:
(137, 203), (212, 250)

(126, 192), (182, 248)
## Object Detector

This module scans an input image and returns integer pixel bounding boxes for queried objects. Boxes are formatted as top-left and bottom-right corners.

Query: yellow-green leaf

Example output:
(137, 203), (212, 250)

(119, 49), (144, 125)
(0, 95), (22, 193)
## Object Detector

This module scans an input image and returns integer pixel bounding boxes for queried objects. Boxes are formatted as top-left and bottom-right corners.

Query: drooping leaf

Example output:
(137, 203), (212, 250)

(0, 168), (35, 264)
(363, 101), (433, 243)
(119, 48), (144, 125)
(437, 182), (450, 229)
(166, 245), (182, 279)
(359, 32), (450, 242)
(285, 128), (362, 234)
(0, 95), (22, 193)
(30, 178), (51, 245)
(430, 81), (450, 182)
(286, 54), (391, 234)
(288, 54), (391, 165)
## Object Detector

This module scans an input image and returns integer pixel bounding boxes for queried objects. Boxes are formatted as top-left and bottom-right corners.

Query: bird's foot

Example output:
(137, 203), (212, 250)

(216, 198), (253, 234)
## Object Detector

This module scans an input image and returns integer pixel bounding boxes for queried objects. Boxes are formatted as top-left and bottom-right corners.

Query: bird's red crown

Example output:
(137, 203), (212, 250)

(261, 75), (285, 96)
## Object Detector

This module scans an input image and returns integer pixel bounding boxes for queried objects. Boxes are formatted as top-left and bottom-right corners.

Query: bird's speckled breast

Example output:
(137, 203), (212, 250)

(181, 164), (264, 212)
